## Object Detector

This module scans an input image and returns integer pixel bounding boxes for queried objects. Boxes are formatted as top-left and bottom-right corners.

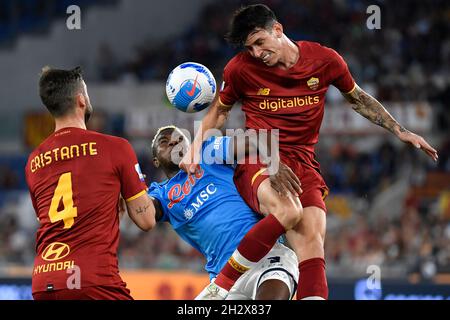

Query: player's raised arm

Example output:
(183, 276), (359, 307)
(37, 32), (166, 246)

(125, 193), (156, 231)
(180, 94), (233, 173)
(342, 84), (438, 161)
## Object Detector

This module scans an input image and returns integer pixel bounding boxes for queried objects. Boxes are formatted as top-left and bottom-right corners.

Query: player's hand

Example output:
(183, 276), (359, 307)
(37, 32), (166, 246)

(269, 162), (302, 197)
(397, 130), (438, 162)
(179, 146), (199, 174)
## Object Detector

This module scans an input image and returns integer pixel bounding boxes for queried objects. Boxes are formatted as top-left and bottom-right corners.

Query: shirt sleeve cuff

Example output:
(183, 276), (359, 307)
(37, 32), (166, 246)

(125, 189), (147, 202)
(344, 82), (357, 95)
(218, 97), (234, 108)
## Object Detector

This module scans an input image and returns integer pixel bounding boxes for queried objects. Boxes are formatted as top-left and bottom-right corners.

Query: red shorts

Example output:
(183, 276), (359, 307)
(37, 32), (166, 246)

(233, 157), (329, 214)
(32, 284), (133, 300)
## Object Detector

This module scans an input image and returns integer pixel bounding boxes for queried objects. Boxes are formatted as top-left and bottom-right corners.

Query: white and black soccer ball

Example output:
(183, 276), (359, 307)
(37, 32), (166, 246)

(165, 62), (216, 113)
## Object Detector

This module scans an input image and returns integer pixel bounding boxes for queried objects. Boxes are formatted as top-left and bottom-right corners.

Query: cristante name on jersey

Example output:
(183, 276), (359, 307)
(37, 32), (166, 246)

(30, 142), (98, 173)
(259, 95), (320, 112)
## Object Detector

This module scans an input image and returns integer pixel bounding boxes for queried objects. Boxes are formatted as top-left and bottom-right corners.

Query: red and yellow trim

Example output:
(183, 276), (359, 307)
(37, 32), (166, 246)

(228, 256), (250, 274)
(345, 83), (357, 95)
(126, 190), (147, 202)
(218, 97), (233, 109)
(251, 168), (267, 186)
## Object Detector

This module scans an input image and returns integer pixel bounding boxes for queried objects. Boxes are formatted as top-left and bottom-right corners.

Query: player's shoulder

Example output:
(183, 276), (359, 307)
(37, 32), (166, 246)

(87, 130), (131, 147)
(27, 133), (54, 162)
(150, 179), (169, 187)
(224, 51), (252, 73)
(298, 40), (340, 61)
(148, 179), (171, 195)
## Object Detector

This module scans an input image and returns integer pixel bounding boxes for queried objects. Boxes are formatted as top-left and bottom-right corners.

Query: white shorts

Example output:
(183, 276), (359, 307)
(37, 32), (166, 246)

(225, 242), (299, 300)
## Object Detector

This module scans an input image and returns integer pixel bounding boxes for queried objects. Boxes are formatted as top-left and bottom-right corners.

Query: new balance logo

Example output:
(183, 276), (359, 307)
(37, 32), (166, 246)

(257, 88), (270, 95)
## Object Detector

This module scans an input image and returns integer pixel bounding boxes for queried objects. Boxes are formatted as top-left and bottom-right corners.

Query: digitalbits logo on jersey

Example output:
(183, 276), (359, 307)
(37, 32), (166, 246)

(166, 62), (216, 113)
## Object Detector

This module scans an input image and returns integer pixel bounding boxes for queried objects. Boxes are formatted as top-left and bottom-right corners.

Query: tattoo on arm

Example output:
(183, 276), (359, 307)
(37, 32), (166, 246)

(342, 85), (407, 136)
(135, 204), (150, 215)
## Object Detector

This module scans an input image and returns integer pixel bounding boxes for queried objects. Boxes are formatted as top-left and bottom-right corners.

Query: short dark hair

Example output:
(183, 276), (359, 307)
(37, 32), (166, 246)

(225, 4), (278, 47)
(39, 66), (84, 117)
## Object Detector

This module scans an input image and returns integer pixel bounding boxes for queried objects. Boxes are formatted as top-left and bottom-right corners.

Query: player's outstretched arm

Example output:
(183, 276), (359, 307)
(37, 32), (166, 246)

(342, 84), (438, 161)
(180, 94), (233, 173)
(126, 193), (157, 231)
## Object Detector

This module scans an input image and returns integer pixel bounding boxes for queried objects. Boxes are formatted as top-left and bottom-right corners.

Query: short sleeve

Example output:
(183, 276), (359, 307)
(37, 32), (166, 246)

(219, 62), (241, 106)
(328, 48), (355, 94)
(148, 183), (169, 222)
(113, 138), (147, 202)
(201, 136), (233, 165)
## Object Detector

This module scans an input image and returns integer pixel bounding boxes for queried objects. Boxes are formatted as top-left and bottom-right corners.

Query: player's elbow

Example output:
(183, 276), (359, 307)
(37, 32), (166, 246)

(140, 214), (156, 231)
(137, 217), (155, 232)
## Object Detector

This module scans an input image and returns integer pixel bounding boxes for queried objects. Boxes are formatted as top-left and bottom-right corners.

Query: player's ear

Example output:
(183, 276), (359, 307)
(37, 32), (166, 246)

(153, 157), (160, 168)
(77, 92), (86, 109)
(273, 22), (283, 38)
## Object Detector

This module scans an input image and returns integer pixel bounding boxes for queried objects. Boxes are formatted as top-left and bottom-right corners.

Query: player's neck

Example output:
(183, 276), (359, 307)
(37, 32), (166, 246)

(164, 166), (180, 179)
(54, 116), (87, 132)
(278, 37), (299, 70)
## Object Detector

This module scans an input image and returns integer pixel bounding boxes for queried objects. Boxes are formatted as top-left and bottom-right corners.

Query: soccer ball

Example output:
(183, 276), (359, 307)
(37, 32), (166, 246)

(165, 62), (217, 113)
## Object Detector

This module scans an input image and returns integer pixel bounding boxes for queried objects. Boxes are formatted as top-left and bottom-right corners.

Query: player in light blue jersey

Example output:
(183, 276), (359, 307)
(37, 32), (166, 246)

(148, 125), (299, 300)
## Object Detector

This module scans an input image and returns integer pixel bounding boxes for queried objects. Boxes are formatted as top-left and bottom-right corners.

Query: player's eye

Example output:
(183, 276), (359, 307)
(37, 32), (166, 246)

(245, 46), (255, 54)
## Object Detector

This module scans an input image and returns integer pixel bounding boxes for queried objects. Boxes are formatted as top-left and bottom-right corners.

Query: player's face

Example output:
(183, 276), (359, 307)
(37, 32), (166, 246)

(244, 23), (283, 67)
(155, 129), (188, 168)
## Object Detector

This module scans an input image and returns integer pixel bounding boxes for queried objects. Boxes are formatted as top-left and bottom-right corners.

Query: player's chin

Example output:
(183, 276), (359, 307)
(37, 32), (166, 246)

(263, 58), (276, 66)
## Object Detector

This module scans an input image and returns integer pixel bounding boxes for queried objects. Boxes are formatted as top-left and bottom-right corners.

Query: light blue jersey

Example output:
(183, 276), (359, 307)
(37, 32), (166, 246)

(149, 136), (261, 279)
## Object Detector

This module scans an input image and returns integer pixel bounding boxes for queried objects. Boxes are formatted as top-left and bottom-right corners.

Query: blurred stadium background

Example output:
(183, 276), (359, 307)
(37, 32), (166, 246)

(0, 0), (449, 300)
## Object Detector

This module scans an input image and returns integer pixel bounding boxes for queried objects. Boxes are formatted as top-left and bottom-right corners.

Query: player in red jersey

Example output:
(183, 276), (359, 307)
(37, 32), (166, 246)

(183, 4), (438, 300)
(25, 67), (156, 300)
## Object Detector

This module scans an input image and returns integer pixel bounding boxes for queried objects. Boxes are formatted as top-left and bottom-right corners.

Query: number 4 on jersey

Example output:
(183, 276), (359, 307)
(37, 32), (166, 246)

(48, 172), (78, 229)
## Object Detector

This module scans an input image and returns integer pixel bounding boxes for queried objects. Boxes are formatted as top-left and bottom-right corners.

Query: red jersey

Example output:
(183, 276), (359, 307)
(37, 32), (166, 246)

(25, 127), (147, 293)
(220, 41), (355, 170)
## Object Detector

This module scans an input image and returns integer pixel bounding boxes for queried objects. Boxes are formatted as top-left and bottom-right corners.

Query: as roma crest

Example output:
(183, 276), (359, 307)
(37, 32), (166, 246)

(307, 77), (320, 91)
